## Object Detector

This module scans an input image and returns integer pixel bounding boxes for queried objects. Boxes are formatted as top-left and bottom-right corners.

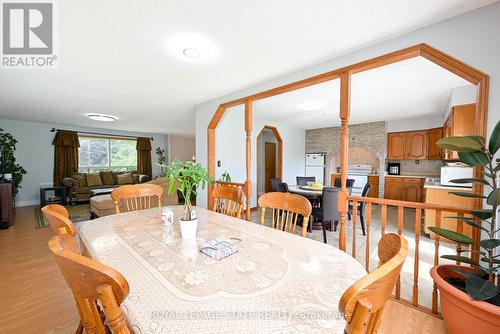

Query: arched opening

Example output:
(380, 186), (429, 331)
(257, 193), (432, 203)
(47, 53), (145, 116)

(256, 125), (283, 197)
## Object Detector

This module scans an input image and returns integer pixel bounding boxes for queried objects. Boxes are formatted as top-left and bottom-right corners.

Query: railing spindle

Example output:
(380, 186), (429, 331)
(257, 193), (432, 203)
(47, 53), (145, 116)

(413, 208), (421, 307)
(365, 202), (372, 272)
(456, 212), (464, 265)
(381, 204), (387, 236)
(432, 209), (441, 314)
(352, 200), (358, 259)
(395, 205), (404, 300)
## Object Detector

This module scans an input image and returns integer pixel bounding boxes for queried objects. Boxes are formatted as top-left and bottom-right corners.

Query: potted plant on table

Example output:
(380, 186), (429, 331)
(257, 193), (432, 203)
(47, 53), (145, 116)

(429, 120), (500, 334)
(164, 160), (213, 239)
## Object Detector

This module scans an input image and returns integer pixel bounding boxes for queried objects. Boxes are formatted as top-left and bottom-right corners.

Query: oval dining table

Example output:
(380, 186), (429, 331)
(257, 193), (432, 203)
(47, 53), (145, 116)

(78, 205), (366, 334)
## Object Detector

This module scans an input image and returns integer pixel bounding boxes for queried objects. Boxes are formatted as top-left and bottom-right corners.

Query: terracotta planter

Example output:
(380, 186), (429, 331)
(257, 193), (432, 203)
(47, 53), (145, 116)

(430, 264), (500, 334)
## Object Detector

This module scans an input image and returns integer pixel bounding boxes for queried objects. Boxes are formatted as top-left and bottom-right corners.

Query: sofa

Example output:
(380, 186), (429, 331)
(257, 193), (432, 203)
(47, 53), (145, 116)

(63, 171), (150, 202)
(89, 177), (178, 218)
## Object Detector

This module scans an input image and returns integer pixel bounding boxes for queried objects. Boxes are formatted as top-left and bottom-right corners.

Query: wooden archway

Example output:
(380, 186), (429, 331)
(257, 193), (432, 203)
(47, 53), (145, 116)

(256, 125), (283, 195)
(207, 43), (489, 247)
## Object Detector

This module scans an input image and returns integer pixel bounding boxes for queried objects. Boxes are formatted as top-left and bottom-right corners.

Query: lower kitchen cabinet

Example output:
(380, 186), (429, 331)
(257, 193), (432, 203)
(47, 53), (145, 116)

(384, 177), (424, 202)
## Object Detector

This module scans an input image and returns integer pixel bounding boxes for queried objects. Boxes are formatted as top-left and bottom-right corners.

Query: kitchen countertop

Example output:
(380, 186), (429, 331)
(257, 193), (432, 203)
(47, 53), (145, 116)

(384, 174), (434, 179)
(424, 179), (473, 191)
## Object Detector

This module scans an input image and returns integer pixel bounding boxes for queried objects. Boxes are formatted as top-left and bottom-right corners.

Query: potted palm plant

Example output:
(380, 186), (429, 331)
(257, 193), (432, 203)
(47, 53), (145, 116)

(165, 160), (212, 239)
(429, 120), (500, 334)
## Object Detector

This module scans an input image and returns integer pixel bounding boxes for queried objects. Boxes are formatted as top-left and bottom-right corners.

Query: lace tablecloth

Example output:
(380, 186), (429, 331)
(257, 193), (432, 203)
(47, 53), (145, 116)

(78, 206), (366, 334)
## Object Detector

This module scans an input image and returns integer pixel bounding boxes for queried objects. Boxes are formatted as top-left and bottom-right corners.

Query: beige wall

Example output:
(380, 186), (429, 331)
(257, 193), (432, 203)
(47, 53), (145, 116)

(169, 134), (196, 163)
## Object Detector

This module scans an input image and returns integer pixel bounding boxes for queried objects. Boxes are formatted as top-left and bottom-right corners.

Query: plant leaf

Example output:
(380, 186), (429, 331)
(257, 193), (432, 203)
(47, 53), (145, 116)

(466, 275), (499, 301)
(449, 178), (491, 186)
(488, 120), (500, 155)
(437, 136), (483, 152)
(480, 239), (500, 250)
(480, 257), (500, 264)
(471, 210), (493, 220)
(428, 227), (473, 244)
(458, 151), (488, 167)
(487, 189), (500, 206)
(448, 191), (486, 199)
(448, 218), (489, 233)
(441, 255), (478, 265)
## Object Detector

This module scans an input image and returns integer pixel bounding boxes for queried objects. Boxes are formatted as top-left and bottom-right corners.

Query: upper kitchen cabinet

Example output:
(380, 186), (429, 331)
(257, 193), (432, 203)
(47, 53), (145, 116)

(443, 104), (476, 160)
(387, 132), (406, 160)
(387, 130), (427, 160)
(427, 127), (444, 160)
(406, 130), (427, 160)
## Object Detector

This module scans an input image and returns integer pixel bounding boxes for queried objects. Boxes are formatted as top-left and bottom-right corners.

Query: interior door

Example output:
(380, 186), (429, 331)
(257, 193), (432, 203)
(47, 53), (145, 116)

(264, 142), (277, 193)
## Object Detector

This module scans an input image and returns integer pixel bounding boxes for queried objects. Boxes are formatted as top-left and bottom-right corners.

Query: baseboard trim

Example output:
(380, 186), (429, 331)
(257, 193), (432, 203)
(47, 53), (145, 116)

(16, 200), (39, 207)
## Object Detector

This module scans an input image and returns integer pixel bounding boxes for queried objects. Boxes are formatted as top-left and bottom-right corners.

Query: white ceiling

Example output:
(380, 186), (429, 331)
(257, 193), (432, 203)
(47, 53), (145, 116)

(0, 0), (494, 134)
(254, 57), (471, 129)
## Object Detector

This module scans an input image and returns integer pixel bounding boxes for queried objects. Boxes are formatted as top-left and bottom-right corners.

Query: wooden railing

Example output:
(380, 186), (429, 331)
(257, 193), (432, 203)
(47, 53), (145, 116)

(346, 195), (479, 315)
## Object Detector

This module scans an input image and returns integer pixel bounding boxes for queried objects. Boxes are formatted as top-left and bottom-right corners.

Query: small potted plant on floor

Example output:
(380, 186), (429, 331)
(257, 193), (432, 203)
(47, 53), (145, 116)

(429, 120), (500, 334)
(165, 160), (213, 239)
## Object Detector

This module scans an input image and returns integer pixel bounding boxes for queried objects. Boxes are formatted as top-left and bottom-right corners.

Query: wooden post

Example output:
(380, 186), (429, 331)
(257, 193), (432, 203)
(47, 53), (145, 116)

(207, 128), (215, 210)
(338, 72), (351, 251)
(244, 100), (253, 221)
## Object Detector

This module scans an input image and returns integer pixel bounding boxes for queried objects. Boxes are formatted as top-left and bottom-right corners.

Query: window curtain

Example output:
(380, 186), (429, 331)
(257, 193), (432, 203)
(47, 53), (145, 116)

(136, 137), (152, 178)
(52, 130), (80, 186)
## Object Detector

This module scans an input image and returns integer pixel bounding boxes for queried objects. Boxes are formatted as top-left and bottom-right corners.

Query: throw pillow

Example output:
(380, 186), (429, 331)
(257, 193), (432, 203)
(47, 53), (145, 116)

(72, 174), (87, 188)
(100, 171), (114, 186)
(117, 172), (133, 185)
(85, 173), (103, 187)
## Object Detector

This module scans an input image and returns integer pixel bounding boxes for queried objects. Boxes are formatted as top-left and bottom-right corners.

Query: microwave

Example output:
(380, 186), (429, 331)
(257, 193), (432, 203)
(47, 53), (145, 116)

(440, 166), (473, 187)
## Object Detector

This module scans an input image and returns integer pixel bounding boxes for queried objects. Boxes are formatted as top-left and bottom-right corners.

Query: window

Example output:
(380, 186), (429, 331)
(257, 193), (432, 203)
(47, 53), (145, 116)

(78, 135), (137, 173)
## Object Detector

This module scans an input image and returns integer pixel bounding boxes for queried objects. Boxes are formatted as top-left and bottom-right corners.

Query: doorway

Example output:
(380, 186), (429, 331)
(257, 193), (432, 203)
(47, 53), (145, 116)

(256, 125), (283, 197)
(264, 142), (277, 192)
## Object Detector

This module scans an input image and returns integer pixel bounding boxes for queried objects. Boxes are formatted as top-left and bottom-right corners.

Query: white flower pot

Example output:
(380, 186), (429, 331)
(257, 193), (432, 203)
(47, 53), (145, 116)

(179, 218), (198, 240)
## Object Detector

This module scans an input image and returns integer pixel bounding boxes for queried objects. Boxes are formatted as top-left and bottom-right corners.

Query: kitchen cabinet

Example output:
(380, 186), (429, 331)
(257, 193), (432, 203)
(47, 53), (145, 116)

(406, 131), (427, 160)
(403, 178), (422, 202)
(367, 175), (379, 198)
(384, 176), (424, 202)
(443, 104), (476, 160)
(427, 127), (444, 160)
(387, 130), (427, 160)
(384, 177), (404, 200)
(387, 132), (406, 160)
(424, 186), (475, 239)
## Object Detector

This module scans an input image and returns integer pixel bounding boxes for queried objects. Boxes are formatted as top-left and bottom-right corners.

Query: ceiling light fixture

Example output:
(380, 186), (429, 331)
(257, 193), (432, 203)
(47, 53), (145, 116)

(87, 114), (117, 122)
(183, 48), (201, 59)
(301, 101), (327, 112)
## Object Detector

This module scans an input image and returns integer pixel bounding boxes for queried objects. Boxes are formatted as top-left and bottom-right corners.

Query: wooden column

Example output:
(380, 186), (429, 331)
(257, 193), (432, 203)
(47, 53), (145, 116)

(207, 128), (215, 209)
(338, 72), (351, 251)
(244, 100), (253, 221)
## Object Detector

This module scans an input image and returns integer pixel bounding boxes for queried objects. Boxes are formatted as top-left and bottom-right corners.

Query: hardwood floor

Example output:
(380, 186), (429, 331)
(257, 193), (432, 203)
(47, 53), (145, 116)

(0, 205), (446, 333)
(0, 206), (79, 334)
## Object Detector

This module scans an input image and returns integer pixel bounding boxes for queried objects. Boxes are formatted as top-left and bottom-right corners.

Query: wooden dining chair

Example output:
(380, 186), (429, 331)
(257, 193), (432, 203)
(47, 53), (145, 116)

(49, 234), (131, 334)
(111, 184), (163, 214)
(258, 192), (312, 237)
(212, 183), (245, 218)
(41, 204), (77, 237)
(339, 233), (408, 334)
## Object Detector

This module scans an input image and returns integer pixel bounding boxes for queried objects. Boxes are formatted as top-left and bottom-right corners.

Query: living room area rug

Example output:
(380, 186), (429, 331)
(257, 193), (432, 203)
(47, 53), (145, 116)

(34, 203), (91, 229)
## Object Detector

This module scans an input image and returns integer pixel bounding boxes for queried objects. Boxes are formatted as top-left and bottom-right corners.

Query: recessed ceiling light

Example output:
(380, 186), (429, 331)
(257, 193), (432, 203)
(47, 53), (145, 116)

(183, 48), (201, 59)
(301, 101), (327, 111)
(87, 114), (117, 122)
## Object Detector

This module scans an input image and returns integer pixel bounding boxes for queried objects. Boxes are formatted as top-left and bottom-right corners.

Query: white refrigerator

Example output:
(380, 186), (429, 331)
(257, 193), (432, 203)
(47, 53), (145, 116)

(305, 153), (326, 184)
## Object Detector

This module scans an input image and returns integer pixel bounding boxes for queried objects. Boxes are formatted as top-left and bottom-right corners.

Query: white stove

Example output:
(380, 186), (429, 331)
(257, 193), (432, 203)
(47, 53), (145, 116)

(346, 164), (373, 196)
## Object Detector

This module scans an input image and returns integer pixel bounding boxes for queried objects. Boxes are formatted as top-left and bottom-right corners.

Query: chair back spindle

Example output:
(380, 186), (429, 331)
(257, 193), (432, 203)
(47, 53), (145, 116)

(258, 192), (312, 237)
(111, 184), (163, 214)
(212, 184), (244, 218)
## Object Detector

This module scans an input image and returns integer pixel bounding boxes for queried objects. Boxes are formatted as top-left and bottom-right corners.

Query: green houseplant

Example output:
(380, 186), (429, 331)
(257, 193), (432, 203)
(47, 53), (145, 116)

(0, 129), (27, 191)
(429, 120), (500, 334)
(164, 159), (213, 222)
